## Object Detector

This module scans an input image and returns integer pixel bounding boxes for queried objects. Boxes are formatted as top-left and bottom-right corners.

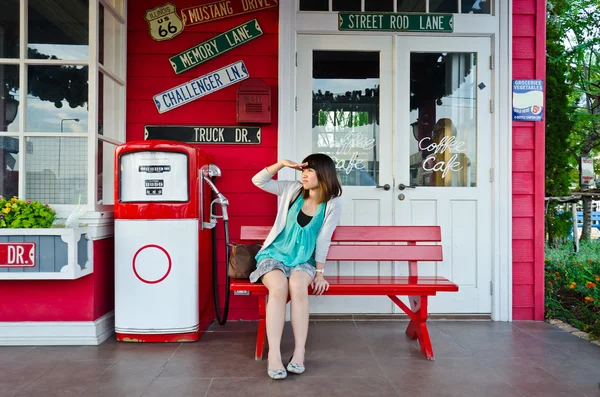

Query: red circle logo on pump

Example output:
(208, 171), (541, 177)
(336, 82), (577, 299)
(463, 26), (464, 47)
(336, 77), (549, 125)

(132, 244), (172, 284)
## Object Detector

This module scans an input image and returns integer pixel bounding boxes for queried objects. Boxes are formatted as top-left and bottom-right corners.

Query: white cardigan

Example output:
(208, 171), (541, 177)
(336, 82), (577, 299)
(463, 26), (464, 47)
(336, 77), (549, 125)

(252, 168), (343, 264)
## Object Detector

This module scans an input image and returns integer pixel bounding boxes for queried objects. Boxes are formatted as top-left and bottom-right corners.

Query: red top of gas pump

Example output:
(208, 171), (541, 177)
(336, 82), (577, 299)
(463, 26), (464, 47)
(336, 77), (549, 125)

(114, 140), (212, 220)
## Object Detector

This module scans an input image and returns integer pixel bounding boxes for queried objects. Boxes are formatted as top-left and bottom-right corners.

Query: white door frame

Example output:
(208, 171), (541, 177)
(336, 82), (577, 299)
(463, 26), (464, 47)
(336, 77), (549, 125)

(278, 1), (513, 321)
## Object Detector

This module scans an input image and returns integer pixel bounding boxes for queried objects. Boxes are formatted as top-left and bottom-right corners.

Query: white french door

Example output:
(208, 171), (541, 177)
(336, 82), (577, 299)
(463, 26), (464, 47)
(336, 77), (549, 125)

(295, 34), (493, 315)
(394, 37), (493, 314)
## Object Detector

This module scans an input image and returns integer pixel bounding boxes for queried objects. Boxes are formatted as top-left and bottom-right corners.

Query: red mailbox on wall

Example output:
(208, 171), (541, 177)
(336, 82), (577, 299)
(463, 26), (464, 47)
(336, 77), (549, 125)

(237, 78), (271, 124)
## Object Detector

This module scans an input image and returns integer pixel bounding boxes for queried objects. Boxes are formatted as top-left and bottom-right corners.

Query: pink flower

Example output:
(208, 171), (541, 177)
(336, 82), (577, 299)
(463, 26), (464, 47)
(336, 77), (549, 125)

(45, 204), (49, 207)
(26, 200), (31, 204)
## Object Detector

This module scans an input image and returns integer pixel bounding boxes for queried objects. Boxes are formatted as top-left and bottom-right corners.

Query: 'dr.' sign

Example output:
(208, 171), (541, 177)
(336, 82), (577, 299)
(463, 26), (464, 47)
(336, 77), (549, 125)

(0, 242), (36, 267)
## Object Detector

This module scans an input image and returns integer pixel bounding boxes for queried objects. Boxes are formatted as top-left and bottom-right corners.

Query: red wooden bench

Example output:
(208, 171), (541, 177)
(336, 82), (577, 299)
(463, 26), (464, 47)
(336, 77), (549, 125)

(229, 225), (459, 360)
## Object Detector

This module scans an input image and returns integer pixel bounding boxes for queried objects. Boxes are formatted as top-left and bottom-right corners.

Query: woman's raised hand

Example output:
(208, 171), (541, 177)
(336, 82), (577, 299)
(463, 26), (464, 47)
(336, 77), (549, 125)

(280, 160), (308, 171)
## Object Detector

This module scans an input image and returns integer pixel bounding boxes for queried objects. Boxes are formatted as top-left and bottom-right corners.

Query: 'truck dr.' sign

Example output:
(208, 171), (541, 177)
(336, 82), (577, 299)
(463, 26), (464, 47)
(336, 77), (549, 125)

(153, 61), (249, 113)
(0, 242), (36, 267)
(145, 125), (261, 144)
(169, 19), (263, 75)
(512, 79), (544, 121)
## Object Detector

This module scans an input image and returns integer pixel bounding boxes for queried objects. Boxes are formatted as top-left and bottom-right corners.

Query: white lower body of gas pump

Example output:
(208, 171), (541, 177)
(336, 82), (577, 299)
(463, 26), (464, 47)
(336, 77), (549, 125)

(115, 219), (200, 341)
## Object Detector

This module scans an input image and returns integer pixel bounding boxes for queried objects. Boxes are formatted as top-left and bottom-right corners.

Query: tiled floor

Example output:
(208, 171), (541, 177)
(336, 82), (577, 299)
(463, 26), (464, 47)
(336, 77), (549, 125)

(1, 320), (599, 397)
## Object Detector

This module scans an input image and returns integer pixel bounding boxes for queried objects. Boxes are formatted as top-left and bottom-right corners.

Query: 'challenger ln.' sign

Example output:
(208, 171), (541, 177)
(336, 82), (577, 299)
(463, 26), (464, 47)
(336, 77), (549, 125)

(153, 61), (249, 113)
(145, 125), (261, 144)
(338, 12), (453, 32)
(169, 19), (263, 75)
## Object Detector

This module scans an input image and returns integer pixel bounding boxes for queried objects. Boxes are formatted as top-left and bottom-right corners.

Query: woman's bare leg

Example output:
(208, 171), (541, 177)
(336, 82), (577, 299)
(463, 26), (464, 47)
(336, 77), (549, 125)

(288, 270), (312, 366)
(261, 269), (289, 370)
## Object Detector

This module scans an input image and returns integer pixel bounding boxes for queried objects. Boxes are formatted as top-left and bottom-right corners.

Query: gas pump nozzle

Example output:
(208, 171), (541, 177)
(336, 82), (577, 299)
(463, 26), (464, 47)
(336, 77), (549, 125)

(201, 164), (229, 229)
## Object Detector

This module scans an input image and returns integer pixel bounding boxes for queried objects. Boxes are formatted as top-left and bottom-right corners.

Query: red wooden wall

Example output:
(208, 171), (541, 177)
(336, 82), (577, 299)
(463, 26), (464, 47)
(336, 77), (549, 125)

(0, 238), (114, 321)
(512, 0), (546, 320)
(127, 1), (279, 320)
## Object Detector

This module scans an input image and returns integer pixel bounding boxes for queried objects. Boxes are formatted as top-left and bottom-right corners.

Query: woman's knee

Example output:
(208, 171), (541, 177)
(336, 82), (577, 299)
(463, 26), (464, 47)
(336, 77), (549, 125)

(289, 273), (310, 298)
(264, 272), (288, 300)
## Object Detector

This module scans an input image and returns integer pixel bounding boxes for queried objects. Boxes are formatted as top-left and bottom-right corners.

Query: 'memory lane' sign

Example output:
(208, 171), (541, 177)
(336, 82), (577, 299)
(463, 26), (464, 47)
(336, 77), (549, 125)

(153, 61), (249, 113)
(0, 243), (35, 267)
(145, 125), (261, 144)
(181, 0), (278, 27)
(169, 19), (263, 75)
(338, 12), (454, 32)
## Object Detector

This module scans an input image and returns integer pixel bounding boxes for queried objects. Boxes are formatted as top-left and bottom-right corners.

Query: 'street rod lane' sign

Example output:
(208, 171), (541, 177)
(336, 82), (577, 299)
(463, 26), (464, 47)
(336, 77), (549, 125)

(181, 0), (278, 27)
(338, 12), (454, 32)
(169, 19), (263, 75)
(153, 61), (249, 114)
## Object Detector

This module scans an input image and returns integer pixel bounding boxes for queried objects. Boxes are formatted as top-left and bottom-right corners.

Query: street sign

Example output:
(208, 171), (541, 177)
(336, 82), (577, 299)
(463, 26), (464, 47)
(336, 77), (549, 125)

(169, 19), (263, 75)
(145, 125), (261, 144)
(153, 61), (249, 113)
(181, 0), (278, 27)
(144, 3), (184, 41)
(338, 12), (454, 32)
(0, 242), (36, 267)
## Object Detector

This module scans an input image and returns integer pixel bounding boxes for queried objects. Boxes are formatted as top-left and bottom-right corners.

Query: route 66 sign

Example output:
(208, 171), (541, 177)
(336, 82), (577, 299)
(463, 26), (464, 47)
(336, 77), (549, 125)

(144, 3), (184, 41)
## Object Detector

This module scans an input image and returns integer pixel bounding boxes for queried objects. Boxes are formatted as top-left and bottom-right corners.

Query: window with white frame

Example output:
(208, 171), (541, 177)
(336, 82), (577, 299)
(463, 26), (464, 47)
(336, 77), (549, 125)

(0, 0), (125, 211)
(299, 0), (491, 13)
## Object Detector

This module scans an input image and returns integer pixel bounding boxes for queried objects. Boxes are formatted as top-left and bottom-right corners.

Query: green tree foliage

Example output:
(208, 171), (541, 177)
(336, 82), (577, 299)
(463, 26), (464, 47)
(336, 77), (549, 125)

(546, 0), (600, 242)
(546, 0), (577, 245)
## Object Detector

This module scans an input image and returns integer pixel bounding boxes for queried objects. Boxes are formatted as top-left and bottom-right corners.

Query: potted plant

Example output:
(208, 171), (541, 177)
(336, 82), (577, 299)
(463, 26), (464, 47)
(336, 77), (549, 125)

(0, 196), (92, 279)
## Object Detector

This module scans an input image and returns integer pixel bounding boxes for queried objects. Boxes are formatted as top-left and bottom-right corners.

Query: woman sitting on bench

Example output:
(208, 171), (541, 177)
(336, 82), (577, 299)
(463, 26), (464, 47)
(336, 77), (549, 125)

(249, 154), (343, 380)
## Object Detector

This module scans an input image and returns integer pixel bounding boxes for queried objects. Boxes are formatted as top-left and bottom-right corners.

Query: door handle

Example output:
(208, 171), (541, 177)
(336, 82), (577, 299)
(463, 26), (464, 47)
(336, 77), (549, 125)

(398, 183), (416, 190)
(376, 184), (391, 191)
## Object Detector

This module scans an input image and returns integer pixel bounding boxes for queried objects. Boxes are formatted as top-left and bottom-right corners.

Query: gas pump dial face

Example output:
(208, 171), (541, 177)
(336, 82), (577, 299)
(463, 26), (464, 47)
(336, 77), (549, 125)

(120, 151), (189, 202)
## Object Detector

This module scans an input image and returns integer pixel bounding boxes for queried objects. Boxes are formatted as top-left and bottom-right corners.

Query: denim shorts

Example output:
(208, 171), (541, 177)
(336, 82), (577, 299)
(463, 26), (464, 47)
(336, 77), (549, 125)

(249, 258), (316, 283)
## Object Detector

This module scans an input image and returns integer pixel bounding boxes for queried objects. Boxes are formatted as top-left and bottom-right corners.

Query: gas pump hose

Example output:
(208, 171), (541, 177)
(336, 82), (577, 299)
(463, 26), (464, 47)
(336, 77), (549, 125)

(211, 179), (230, 325)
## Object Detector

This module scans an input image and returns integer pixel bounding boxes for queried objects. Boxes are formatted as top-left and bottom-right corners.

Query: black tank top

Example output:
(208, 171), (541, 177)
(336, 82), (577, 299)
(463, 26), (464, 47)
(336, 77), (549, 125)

(289, 189), (312, 227)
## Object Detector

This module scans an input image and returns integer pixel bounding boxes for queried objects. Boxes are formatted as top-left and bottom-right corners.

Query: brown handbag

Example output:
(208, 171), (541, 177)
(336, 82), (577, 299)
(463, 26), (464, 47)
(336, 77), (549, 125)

(227, 243), (262, 279)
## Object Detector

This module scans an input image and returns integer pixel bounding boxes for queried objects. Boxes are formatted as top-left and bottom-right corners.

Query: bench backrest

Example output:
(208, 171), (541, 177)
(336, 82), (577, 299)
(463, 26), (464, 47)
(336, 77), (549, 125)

(240, 226), (443, 275)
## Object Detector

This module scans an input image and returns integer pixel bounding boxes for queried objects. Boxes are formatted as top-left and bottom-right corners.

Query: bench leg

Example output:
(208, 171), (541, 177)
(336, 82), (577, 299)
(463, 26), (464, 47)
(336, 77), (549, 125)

(388, 295), (434, 360)
(408, 296), (434, 360)
(255, 295), (267, 360)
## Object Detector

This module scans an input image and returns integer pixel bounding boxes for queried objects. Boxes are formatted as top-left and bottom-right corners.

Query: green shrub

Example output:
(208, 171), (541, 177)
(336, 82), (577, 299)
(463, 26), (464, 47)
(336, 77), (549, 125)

(545, 241), (600, 339)
(0, 196), (56, 228)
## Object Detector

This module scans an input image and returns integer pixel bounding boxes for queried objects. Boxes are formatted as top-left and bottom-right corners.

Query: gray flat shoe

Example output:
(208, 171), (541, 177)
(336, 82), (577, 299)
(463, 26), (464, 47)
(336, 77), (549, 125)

(267, 368), (287, 379)
(286, 361), (305, 374)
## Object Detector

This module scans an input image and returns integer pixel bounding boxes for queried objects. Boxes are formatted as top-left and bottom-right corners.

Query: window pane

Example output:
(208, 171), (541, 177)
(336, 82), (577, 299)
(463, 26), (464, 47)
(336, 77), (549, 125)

(299, 0), (329, 11)
(25, 137), (87, 204)
(97, 138), (116, 205)
(430, 0), (457, 12)
(397, 0), (425, 12)
(409, 52), (477, 187)
(1, 64), (20, 132)
(26, 65), (89, 132)
(28, 0), (89, 60)
(333, 0), (361, 11)
(313, 51), (380, 187)
(0, 136), (19, 199)
(365, 0), (394, 11)
(100, 4), (124, 78)
(99, 72), (124, 142)
(462, 0), (490, 13)
(0, 0), (19, 58)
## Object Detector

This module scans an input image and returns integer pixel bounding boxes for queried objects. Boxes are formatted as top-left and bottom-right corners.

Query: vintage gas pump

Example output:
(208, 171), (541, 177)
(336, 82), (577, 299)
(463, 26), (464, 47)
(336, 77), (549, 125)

(113, 141), (219, 342)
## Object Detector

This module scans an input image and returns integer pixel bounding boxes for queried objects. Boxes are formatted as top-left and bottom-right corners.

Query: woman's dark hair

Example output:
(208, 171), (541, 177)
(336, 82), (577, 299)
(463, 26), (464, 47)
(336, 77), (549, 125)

(301, 153), (342, 203)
